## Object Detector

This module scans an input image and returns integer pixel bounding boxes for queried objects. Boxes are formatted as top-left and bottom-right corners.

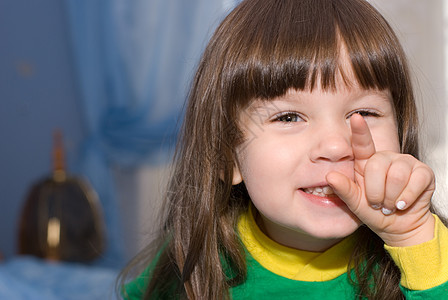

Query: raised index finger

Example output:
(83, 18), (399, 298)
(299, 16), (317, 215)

(350, 113), (376, 161)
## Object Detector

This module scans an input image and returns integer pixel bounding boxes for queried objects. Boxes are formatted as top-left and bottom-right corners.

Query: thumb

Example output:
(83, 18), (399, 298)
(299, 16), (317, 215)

(326, 171), (362, 213)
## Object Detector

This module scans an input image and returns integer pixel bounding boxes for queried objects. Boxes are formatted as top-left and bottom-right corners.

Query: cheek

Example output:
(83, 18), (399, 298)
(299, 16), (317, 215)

(237, 147), (273, 183)
(236, 140), (296, 186)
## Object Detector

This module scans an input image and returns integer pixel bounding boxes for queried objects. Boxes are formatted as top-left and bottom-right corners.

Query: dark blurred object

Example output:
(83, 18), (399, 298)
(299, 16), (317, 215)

(18, 130), (105, 262)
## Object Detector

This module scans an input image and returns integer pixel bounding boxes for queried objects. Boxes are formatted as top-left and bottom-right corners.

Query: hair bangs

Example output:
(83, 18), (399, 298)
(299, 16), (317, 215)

(220, 0), (408, 109)
(334, 0), (409, 97)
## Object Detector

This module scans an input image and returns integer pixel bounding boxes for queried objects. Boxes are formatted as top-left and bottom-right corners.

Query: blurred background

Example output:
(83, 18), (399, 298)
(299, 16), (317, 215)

(0, 0), (447, 298)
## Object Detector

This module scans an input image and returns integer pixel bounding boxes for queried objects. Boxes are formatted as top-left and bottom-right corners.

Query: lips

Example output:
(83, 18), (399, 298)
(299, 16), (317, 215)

(299, 186), (345, 207)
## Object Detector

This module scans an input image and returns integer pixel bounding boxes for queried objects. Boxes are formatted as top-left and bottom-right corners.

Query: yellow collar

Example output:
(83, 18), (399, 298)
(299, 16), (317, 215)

(237, 208), (356, 281)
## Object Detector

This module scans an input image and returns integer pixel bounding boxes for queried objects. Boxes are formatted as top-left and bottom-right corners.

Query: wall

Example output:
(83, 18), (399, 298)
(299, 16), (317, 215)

(0, 1), (85, 259)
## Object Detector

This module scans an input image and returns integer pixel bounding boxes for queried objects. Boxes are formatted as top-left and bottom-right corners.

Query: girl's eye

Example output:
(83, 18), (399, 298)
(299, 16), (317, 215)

(349, 110), (381, 118)
(274, 112), (303, 123)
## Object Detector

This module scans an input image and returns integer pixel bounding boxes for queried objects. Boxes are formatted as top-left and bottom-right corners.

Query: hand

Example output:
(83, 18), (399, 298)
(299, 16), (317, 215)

(326, 114), (435, 247)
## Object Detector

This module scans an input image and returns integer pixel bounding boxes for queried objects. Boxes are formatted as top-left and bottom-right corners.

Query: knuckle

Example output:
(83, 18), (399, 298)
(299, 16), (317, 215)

(365, 185), (384, 203)
(402, 153), (415, 160)
(367, 193), (383, 203)
(365, 157), (385, 173)
(421, 165), (435, 179)
(388, 168), (408, 184)
(414, 164), (435, 182)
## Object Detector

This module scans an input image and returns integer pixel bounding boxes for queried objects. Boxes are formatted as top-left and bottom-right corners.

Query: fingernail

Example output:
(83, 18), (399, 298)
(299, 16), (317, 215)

(396, 200), (406, 210)
(382, 207), (393, 215)
(371, 204), (381, 209)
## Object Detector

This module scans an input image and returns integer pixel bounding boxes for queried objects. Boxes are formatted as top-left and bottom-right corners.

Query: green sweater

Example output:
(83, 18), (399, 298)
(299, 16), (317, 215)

(230, 251), (448, 299)
(124, 211), (448, 299)
(124, 249), (448, 299)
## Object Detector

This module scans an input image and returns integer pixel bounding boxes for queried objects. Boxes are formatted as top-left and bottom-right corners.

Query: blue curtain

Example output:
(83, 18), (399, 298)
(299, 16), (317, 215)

(64, 0), (241, 268)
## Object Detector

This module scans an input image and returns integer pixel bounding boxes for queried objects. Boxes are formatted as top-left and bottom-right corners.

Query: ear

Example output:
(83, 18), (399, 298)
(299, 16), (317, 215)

(219, 162), (243, 185)
(232, 163), (243, 185)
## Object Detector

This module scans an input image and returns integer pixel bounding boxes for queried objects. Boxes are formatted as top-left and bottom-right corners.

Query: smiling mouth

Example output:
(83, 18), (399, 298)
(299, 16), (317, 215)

(300, 186), (345, 207)
(302, 186), (336, 197)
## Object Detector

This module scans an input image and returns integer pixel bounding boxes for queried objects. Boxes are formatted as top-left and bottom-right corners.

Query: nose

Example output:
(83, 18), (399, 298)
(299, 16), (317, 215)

(309, 122), (354, 163)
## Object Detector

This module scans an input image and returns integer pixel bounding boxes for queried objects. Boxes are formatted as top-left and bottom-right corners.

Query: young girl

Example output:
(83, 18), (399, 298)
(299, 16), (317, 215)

(121, 0), (448, 298)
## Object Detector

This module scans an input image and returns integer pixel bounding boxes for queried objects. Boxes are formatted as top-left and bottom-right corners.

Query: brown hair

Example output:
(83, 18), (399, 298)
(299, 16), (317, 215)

(121, 0), (420, 299)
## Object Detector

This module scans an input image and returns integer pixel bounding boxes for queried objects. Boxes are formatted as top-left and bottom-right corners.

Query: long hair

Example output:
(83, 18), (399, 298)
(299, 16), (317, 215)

(121, 0), (419, 299)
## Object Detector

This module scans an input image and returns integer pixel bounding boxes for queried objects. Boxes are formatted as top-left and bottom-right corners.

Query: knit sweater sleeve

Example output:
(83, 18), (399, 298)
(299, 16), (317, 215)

(385, 215), (448, 297)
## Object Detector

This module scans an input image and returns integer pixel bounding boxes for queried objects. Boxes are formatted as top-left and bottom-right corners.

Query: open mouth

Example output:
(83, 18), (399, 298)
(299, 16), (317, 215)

(302, 186), (336, 197)
(299, 186), (345, 207)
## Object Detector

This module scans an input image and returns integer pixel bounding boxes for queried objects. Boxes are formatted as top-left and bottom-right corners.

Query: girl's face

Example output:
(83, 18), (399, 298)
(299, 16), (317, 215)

(233, 84), (400, 251)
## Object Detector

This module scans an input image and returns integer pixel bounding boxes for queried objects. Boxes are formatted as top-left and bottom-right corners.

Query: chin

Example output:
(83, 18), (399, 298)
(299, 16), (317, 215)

(303, 218), (362, 240)
(309, 226), (360, 240)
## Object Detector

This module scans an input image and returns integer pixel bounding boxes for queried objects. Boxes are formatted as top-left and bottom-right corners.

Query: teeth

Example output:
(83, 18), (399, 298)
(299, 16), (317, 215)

(304, 186), (334, 196)
(323, 186), (333, 194)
